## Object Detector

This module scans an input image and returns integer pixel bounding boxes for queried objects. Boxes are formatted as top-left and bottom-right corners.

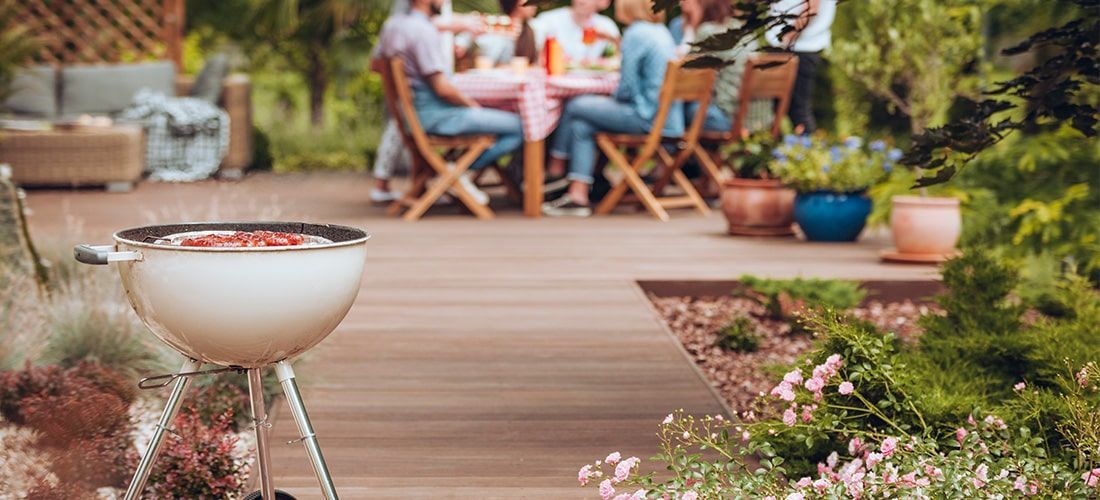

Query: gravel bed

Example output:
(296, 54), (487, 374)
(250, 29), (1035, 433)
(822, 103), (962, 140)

(650, 295), (933, 411)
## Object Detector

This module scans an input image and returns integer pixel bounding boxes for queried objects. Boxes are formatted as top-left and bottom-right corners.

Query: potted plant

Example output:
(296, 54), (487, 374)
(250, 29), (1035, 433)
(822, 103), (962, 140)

(719, 132), (796, 236)
(869, 168), (965, 262)
(769, 135), (894, 242)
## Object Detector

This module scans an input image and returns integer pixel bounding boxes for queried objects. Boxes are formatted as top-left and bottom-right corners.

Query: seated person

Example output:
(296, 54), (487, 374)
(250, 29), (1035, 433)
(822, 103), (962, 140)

(531, 0), (619, 63)
(677, 0), (759, 134)
(476, 0), (540, 65)
(541, 0), (682, 217)
(375, 0), (524, 204)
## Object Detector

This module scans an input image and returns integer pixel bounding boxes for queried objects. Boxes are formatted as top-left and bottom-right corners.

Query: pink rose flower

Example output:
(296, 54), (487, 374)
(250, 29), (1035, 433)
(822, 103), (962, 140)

(579, 465), (593, 486)
(784, 369), (804, 385)
(605, 452), (621, 466)
(1013, 382), (1026, 391)
(899, 471), (918, 487)
(662, 413), (674, 425)
(630, 490), (646, 500)
(1083, 467), (1100, 488)
(865, 452), (883, 469)
(599, 479), (615, 499)
(783, 407), (798, 426)
(680, 491), (698, 500)
(614, 457), (640, 483)
(1014, 475), (1027, 492)
(785, 493), (805, 500)
(795, 477), (812, 488)
(801, 406), (814, 423)
(848, 437), (862, 455)
(771, 382), (797, 402)
(955, 427), (968, 444)
(742, 430), (751, 441)
(826, 354), (843, 369)
(973, 464), (989, 488)
(813, 478), (830, 492)
(880, 437), (898, 457)
(826, 452), (839, 469)
(838, 381), (854, 395)
(1077, 366), (1089, 387)
(805, 377), (825, 393)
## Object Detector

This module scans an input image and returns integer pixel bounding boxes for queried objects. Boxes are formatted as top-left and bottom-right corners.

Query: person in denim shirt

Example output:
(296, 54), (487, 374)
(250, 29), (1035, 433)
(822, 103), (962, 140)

(542, 0), (682, 217)
(375, 0), (524, 205)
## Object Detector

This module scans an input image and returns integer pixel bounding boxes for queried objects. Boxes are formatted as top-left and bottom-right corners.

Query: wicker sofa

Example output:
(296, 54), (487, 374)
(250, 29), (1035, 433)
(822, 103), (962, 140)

(0, 61), (252, 189)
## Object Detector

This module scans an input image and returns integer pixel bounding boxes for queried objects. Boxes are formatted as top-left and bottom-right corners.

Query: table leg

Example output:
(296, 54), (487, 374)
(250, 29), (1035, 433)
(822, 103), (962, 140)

(523, 139), (545, 218)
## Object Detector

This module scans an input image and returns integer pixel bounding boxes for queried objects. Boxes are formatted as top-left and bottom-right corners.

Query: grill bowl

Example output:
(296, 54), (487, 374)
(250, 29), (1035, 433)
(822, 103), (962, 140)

(109, 222), (368, 368)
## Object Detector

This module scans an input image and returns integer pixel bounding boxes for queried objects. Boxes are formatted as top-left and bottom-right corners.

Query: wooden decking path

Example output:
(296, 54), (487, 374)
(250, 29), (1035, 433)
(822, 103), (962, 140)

(24, 173), (935, 499)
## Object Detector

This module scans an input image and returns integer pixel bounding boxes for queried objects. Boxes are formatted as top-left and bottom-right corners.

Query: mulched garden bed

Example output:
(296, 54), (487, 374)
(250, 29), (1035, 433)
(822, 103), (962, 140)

(649, 289), (936, 411)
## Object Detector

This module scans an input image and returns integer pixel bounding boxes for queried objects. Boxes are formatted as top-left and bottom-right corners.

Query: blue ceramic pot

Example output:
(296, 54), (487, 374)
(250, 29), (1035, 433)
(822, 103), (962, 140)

(793, 191), (872, 242)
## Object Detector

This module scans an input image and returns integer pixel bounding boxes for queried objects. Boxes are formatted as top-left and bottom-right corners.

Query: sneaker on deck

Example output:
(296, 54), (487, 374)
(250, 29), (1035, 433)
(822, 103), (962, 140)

(454, 171), (490, 206)
(542, 193), (591, 217)
(370, 188), (401, 203)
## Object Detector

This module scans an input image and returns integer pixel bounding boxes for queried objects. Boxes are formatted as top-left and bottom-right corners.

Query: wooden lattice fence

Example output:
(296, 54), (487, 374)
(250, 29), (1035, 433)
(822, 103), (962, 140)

(12, 0), (184, 68)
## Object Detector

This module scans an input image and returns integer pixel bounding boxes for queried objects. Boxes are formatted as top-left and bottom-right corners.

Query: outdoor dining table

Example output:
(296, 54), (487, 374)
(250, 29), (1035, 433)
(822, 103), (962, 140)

(451, 69), (620, 217)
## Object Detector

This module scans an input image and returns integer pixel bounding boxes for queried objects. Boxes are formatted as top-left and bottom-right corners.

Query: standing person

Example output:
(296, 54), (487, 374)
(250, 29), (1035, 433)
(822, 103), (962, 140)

(374, 0), (524, 205)
(531, 0), (619, 63)
(477, 0), (540, 65)
(541, 0), (681, 217)
(765, 0), (836, 134)
(370, 0), (412, 204)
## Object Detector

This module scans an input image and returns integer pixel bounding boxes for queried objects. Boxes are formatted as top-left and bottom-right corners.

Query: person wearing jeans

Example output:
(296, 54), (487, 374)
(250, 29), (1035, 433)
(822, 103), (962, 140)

(375, 0), (523, 205)
(542, 0), (681, 217)
(765, 0), (837, 134)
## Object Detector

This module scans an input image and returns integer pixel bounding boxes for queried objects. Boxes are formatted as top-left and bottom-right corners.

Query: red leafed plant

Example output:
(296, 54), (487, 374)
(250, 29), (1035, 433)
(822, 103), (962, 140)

(1, 361), (139, 489)
(147, 407), (250, 498)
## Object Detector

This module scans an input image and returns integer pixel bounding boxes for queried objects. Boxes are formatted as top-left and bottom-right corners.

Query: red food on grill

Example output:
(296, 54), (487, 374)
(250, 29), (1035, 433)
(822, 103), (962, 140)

(179, 231), (307, 247)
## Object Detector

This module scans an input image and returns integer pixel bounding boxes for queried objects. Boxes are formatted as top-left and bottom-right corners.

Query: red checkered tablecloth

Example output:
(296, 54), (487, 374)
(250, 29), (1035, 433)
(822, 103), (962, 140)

(451, 70), (619, 141)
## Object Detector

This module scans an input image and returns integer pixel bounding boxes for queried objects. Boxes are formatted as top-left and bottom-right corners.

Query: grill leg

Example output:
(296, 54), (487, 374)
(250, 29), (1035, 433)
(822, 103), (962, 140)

(124, 358), (201, 500)
(249, 368), (277, 499)
(276, 360), (339, 500)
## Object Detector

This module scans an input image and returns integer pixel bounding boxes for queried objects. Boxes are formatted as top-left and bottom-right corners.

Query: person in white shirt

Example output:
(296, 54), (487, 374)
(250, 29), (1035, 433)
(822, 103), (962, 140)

(765, 0), (837, 133)
(531, 0), (620, 62)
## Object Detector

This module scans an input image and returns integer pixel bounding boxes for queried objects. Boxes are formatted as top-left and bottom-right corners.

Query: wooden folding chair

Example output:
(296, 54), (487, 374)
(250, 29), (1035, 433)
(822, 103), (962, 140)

(593, 61), (717, 221)
(378, 57), (496, 221)
(692, 53), (799, 188)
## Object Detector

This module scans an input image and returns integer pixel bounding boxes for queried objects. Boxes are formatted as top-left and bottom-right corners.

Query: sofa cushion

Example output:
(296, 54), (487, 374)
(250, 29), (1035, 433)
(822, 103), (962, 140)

(190, 54), (229, 104)
(3, 65), (57, 118)
(61, 61), (176, 116)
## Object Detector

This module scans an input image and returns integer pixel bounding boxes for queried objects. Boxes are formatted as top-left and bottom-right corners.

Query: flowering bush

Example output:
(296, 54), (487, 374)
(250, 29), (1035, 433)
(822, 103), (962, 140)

(768, 135), (900, 193)
(579, 358), (1099, 498)
(147, 407), (250, 498)
(579, 252), (1100, 498)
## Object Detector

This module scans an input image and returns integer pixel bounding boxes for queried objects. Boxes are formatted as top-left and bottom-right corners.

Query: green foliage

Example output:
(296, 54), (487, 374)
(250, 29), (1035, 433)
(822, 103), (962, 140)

(40, 302), (173, 380)
(830, 0), (985, 134)
(717, 316), (760, 353)
(958, 125), (1100, 282)
(723, 131), (780, 179)
(739, 275), (867, 319)
(768, 135), (896, 193)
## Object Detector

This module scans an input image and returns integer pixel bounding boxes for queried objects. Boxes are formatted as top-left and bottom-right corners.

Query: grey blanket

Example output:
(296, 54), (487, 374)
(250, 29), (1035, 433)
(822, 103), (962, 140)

(119, 89), (230, 182)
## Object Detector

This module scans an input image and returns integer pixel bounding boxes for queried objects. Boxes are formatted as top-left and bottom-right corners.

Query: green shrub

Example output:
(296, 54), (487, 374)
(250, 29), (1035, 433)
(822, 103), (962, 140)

(739, 275), (866, 319)
(717, 317), (761, 353)
(41, 300), (172, 379)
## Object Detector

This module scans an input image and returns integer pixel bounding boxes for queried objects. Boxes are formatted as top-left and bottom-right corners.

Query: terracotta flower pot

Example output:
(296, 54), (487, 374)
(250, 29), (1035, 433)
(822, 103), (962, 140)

(720, 178), (796, 236)
(887, 195), (961, 260)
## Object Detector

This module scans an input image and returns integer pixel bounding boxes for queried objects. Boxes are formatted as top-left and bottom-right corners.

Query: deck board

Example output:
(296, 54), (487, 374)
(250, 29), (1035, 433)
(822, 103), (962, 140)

(23, 173), (934, 498)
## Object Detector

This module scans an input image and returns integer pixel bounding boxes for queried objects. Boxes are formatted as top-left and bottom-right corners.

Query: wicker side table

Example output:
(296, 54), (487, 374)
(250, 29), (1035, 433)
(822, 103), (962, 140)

(0, 125), (144, 192)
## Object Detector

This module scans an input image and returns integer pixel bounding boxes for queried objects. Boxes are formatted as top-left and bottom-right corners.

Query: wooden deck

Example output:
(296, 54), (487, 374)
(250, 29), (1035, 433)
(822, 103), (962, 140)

(23, 173), (936, 499)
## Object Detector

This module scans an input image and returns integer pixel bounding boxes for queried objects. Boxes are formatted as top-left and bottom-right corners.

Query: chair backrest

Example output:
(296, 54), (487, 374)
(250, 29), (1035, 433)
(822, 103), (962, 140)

(640, 61), (717, 160)
(379, 57), (433, 156)
(730, 53), (798, 139)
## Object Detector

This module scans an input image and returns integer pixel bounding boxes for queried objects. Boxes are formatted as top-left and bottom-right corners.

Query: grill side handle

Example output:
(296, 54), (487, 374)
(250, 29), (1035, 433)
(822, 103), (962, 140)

(74, 244), (143, 265)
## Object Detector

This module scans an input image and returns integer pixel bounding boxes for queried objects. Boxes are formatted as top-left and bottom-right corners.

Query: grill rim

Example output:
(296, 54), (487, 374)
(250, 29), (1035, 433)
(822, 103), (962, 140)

(113, 221), (370, 252)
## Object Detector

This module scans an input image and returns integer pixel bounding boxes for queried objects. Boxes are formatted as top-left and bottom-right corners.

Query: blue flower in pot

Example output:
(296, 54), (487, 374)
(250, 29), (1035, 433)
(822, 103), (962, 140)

(769, 135), (896, 242)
